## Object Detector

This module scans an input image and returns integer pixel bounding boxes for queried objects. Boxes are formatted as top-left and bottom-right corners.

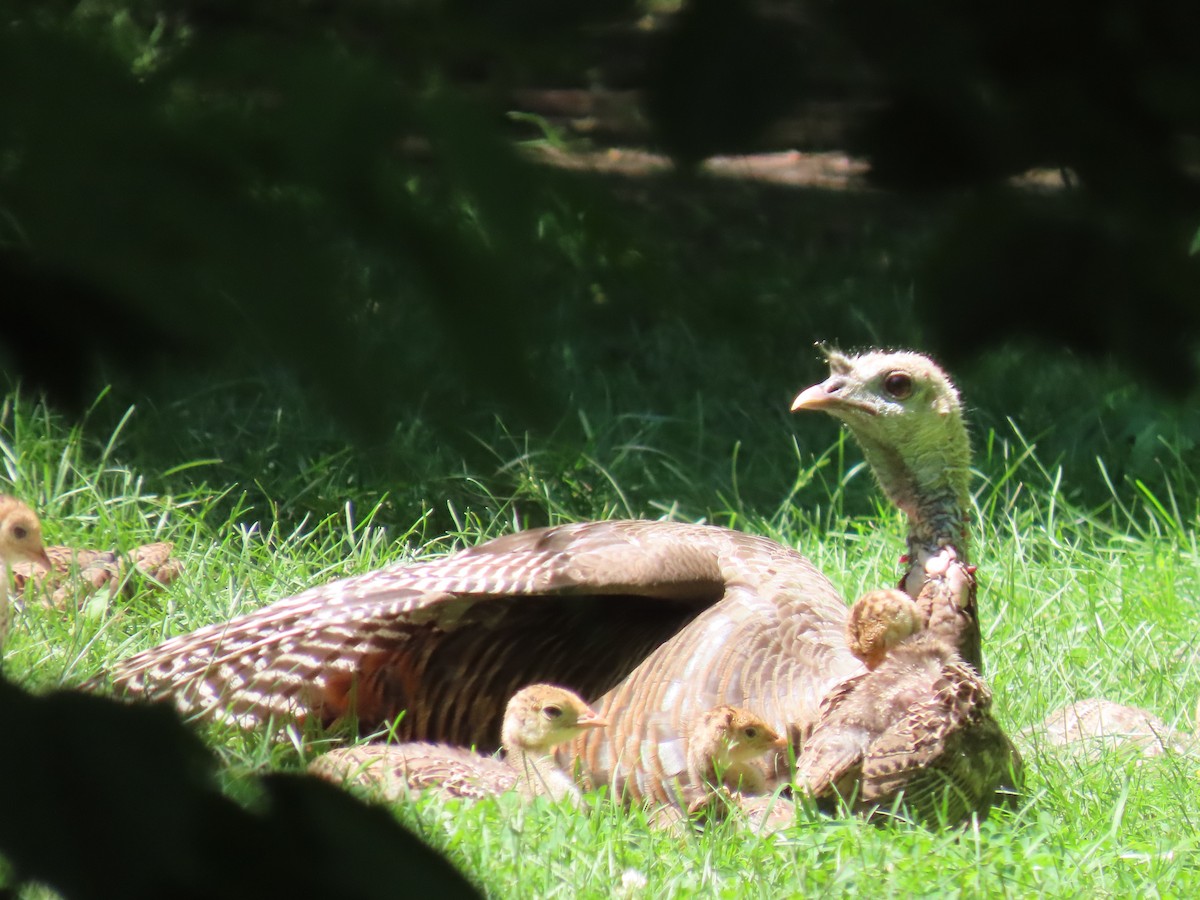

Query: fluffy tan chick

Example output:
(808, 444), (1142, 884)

(846, 588), (922, 670)
(0, 496), (53, 645)
(650, 705), (785, 831)
(501, 683), (608, 802)
(10, 542), (181, 610)
(0, 496), (52, 572)
(686, 705), (786, 796)
(311, 684), (605, 806)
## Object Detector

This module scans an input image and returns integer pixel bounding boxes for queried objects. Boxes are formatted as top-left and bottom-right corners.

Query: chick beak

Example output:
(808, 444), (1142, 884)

(576, 710), (608, 730)
(33, 548), (52, 571)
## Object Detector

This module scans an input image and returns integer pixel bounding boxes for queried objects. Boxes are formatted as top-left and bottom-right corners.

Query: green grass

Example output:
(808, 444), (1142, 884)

(6, 4), (1199, 895)
(3, 350), (1200, 897)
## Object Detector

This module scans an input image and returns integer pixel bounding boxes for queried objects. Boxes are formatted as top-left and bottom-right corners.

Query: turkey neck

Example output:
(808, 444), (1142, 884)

(853, 426), (970, 586)
(508, 748), (551, 778)
(507, 749), (572, 800)
(855, 425), (981, 671)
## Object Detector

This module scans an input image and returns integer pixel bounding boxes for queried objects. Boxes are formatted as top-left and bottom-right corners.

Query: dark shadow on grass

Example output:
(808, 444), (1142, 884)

(0, 679), (481, 899)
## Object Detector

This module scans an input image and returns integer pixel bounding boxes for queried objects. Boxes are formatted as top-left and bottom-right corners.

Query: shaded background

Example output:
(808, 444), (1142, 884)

(2, 0), (1199, 514)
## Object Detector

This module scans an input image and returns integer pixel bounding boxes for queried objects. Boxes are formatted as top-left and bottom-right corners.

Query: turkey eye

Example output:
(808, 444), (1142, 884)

(11, 526), (27, 541)
(744, 727), (757, 739)
(883, 371), (913, 399)
(542, 706), (563, 719)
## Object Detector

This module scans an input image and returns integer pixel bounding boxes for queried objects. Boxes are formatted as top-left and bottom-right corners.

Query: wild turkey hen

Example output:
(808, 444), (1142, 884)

(309, 684), (605, 805)
(103, 348), (1009, 815)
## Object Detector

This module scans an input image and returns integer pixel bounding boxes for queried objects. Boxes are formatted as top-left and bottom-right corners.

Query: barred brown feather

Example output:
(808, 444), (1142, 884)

(12, 542), (180, 608)
(106, 520), (858, 803)
(312, 742), (516, 802)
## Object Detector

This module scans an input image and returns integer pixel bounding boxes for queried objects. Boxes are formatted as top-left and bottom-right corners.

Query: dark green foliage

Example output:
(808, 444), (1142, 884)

(3, 0), (1198, 435)
(921, 191), (1200, 392)
(0, 0), (639, 434)
(831, 0), (1200, 196)
(645, 0), (806, 165)
(825, 0), (1200, 387)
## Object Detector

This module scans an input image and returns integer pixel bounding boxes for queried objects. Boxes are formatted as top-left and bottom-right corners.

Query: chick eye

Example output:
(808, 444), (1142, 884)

(11, 525), (27, 541)
(542, 706), (563, 719)
(744, 727), (757, 739)
(883, 371), (913, 400)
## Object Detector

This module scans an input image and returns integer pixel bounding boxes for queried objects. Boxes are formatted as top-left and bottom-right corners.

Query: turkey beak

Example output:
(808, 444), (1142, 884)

(791, 377), (843, 412)
(792, 376), (876, 416)
(33, 548), (52, 570)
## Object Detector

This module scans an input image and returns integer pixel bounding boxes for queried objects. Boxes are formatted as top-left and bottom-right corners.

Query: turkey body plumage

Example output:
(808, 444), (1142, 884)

(108, 520), (860, 804)
(797, 630), (1015, 823)
(312, 740), (522, 802)
(11, 542), (180, 608)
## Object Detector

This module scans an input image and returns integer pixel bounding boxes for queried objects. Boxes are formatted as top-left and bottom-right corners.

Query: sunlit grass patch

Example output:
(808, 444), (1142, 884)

(2, 363), (1200, 896)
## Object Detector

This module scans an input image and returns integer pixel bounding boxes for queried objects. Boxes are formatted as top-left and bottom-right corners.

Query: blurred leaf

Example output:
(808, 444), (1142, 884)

(0, 679), (481, 899)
